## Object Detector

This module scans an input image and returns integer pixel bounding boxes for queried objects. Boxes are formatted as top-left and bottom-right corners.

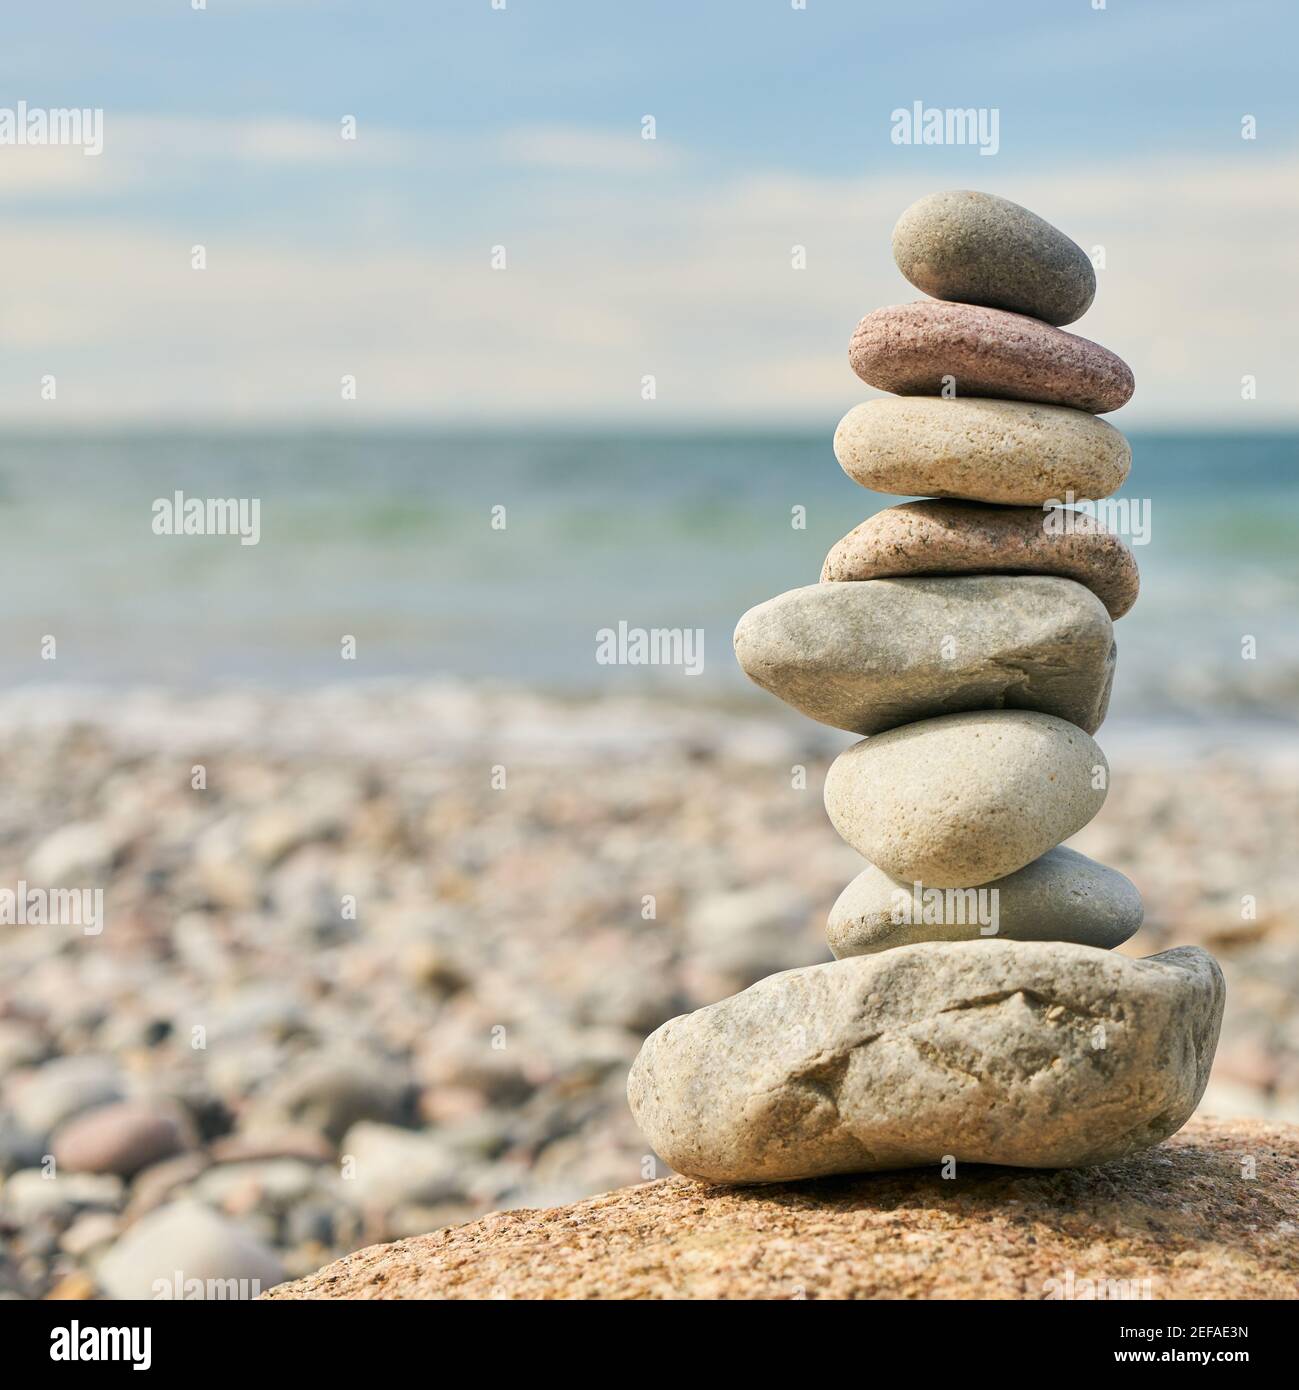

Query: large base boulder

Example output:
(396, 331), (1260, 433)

(628, 940), (1223, 1183)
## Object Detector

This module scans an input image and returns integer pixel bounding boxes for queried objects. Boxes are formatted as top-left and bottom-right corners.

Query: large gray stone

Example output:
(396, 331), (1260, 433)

(627, 941), (1224, 1183)
(733, 576), (1115, 736)
(827, 846), (1142, 957)
(823, 710), (1108, 887)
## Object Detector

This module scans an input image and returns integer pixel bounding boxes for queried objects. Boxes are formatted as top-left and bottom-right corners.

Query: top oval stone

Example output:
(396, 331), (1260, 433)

(893, 190), (1097, 327)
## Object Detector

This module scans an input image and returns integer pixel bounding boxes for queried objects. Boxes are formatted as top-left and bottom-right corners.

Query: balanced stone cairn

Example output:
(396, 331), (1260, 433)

(629, 191), (1225, 1184)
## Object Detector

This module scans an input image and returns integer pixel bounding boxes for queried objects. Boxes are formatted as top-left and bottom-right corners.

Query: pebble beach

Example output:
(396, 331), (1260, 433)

(0, 681), (1296, 1297)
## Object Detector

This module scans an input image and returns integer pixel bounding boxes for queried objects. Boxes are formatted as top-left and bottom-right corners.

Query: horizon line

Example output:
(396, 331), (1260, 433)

(0, 416), (1295, 439)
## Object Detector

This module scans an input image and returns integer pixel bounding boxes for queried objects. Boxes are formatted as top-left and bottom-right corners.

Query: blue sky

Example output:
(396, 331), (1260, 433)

(1, 0), (1295, 424)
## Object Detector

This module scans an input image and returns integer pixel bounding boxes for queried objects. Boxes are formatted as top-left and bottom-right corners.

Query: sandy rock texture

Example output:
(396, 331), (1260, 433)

(848, 302), (1134, 413)
(734, 576), (1115, 736)
(822, 500), (1140, 620)
(892, 189), (1096, 327)
(834, 397), (1130, 505)
(262, 1116), (1296, 1300)
(627, 942), (1223, 1183)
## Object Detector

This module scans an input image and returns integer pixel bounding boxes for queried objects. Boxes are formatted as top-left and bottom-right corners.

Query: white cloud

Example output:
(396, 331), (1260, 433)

(0, 141), (114, 195)
(497, 124), (678, 172)
(0, 113), (417, 198)
(118, 113), (421, 167)
(0, 115), (672, 203)
(0, 147), (1294, 425)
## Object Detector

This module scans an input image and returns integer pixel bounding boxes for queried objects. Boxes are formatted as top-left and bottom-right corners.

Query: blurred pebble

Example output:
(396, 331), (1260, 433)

(59, 1210), (121, 1258)
(0, 686), (1294, 1296)
(96, 1200), (286, 1300)
(340, 1122), (461, 1209)
(247, 1053), (410, 1143)
(51, 1101), (191, 1178)
(5, 1056), (124, 1139)
(3, 1170), (125, 1223)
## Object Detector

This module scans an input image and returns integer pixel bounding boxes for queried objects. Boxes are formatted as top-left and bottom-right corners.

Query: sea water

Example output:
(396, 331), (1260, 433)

(1, 427), (1295, 735)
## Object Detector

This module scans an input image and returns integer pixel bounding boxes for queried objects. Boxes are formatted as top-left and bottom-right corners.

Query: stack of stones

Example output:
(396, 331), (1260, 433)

(629, 191), (1225, 1184)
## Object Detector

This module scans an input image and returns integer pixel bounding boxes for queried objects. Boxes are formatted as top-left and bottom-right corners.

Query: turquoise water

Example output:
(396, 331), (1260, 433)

(1, 429), (1296, 722)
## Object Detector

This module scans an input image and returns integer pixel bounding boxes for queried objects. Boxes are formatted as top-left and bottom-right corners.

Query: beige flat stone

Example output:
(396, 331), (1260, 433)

(734, 576), (1115, 736)
(627, 941), (1224, 1183)
(822, 499), (1140, 619)
(823, 710), (1108, 886)
(833, 396), (1131, 504)
(826, 846), (1143, 957)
